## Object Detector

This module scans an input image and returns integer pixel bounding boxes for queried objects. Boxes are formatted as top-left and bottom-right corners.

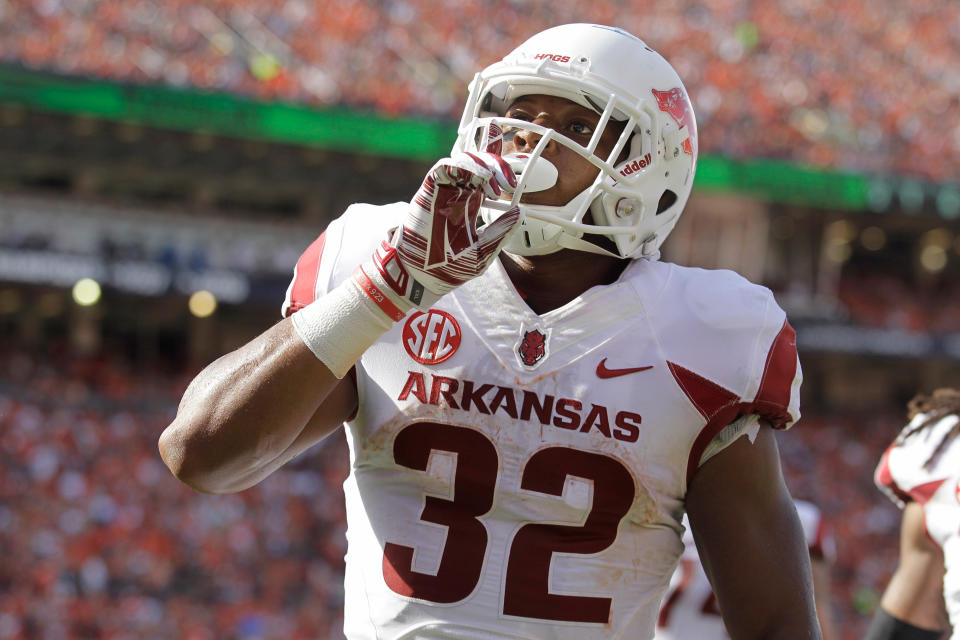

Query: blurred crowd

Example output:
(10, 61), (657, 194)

(2, 0), (959, 182)
(837, 267), (960, 332)
(0, 340), (906, 639)
(0, 342), (350, 639)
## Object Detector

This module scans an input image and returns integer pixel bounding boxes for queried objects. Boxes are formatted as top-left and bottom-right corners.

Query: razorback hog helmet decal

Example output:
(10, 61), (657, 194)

(652, 88), (696, 156)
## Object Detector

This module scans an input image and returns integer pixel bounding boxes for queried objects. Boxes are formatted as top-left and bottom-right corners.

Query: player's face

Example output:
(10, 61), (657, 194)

(503, 95), (625, 207)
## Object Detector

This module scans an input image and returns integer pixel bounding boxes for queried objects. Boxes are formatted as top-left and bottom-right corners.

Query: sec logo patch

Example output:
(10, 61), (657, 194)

(403, 310), (462, 365)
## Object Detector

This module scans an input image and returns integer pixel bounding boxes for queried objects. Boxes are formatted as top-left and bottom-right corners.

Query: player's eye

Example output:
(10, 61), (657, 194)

(569, 120), (594, 136)
(505, 110), (533, 122)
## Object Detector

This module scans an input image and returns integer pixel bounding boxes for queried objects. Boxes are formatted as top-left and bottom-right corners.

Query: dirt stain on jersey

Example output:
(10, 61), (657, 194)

(358, 405), (426, 455)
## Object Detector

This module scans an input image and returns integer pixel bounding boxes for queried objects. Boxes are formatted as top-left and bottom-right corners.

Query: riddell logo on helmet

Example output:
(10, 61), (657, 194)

(618, 154), (652, 177)
(533, 53), (571, 63)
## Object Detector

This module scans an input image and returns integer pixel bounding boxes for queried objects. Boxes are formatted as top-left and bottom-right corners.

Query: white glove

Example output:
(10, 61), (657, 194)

(355, 151), (522, 319)
(292, 148), (521, 378)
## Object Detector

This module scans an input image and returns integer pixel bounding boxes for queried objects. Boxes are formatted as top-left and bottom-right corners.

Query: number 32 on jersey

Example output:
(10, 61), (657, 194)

(382, 421), (638, 623)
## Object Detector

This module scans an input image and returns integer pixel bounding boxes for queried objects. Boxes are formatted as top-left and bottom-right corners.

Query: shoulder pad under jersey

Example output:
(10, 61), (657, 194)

(281, 202), (406, 317)
(652, 264), (801, 431)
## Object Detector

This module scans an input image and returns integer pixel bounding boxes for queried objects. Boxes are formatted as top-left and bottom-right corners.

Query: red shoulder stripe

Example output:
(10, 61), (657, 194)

(286, 233), (327, 315)
(668, 362), (742, 485)
(752, 320), (798, 427)
(667, 361), (740, 421)
(670, 322), (800, 485)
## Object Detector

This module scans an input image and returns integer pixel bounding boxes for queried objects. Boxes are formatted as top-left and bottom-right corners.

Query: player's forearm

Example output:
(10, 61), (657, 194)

(162, 251), (406, 492)
(158, 318), (344, 493)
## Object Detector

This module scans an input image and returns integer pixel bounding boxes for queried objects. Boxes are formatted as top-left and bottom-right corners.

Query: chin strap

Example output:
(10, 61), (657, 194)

(638, 233), (661, 259)
(556, 231), (662, 262)
(556, 233), (620, 257)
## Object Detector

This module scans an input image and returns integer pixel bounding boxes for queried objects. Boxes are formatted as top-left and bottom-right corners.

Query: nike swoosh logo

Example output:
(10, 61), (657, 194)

(596, 358), (654, 379)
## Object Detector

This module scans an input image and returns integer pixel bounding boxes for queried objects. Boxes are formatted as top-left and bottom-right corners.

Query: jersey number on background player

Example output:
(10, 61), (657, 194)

(382, 421), (637, 623)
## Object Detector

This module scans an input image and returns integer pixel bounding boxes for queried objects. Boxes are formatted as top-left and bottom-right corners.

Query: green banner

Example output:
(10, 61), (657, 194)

(694, 156), (870, 211)
(4, 63), (955, 215)
(0, 65), (453, 159)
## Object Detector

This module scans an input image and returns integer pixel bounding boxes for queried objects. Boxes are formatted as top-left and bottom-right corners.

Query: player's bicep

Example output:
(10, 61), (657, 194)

(686, 424), (820, 638)
(879, 501), (949, 630)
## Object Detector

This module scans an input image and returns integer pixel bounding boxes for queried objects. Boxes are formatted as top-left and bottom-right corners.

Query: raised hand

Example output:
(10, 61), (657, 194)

(357, 152), (522, 316)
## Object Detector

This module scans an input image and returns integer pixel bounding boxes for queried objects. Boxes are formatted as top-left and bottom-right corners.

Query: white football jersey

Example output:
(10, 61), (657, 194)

(654, 499), (834, 639)
(876, 411), (960, 637)
(283, 203), (802, 640)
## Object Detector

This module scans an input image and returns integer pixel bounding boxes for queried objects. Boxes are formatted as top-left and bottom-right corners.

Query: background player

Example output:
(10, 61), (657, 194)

(867, 388), (960, 639)
(656, 497), (838, 639)
(159, 23), (820, 638)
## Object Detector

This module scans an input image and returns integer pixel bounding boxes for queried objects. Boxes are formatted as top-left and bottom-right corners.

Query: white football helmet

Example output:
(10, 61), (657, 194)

(453, 24), (698, 259)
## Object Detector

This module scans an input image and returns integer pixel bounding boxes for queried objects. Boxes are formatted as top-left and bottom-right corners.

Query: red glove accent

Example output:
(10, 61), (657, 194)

(359, 151), (522, 312)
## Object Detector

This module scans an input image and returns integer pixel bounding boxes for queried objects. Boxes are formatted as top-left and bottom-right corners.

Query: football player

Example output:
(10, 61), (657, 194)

(656, 497), (837, 639)
(867, 388), (960, 639)
(159, 24), (819, 639)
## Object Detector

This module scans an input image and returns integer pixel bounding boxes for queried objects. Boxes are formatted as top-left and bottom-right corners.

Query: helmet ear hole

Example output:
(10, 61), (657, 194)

(656, 190), (677, 215)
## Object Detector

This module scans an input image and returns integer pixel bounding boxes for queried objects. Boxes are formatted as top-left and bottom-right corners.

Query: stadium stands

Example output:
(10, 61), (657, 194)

(2, 0), (959, 181)
(0, 342), (350, 638)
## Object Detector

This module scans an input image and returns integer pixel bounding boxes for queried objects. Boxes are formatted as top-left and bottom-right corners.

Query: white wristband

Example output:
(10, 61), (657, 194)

(290, 275), (401, 378)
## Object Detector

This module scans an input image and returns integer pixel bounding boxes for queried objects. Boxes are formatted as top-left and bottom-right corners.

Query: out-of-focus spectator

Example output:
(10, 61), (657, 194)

(0, 341), (350, 639)
(1, 1), (958, 181)
(836, 268), (960, 332)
